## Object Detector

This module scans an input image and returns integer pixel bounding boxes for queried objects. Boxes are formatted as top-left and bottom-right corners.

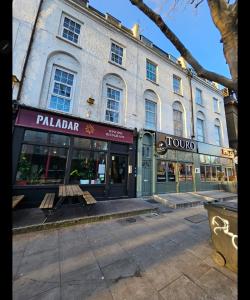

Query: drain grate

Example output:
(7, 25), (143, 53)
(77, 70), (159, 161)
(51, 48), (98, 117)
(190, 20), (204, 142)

(185, 214), (208, 223)
(116, 216), (145, 226)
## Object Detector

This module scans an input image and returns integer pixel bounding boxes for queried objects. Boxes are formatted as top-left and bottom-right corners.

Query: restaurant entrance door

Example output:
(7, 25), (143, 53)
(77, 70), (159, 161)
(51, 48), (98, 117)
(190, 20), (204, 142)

(109, 154), (128, 198)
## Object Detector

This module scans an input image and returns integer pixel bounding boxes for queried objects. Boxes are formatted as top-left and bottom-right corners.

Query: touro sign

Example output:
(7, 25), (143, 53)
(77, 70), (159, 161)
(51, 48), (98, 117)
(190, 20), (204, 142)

(156, 133), (197, 153)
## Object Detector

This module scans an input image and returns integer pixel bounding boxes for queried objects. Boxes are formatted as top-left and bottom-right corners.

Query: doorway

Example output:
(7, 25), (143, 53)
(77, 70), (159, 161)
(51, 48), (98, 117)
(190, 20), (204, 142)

(109, 154), (128, 198)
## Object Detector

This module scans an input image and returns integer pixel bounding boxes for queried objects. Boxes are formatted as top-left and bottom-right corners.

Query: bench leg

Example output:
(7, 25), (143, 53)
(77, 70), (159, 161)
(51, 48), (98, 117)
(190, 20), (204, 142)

(54, 197), (64, 210)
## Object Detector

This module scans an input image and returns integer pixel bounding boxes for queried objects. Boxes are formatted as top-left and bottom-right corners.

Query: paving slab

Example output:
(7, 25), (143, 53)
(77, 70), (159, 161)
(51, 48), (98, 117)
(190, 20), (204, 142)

(159, 274), (213, 300)
(13, 205), (237, 300)
(193, 190), (237, 201)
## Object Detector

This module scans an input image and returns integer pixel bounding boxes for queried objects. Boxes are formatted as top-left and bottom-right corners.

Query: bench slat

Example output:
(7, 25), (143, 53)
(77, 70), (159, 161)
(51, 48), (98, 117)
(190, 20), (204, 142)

(39, 193), (55, 209)
(82, 191), (96, 205)
(12, 195), (24, 208)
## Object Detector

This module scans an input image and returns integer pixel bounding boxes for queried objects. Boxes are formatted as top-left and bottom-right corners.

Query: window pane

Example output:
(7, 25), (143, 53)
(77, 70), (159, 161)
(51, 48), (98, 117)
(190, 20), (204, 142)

(74, 137), (92, 149)
(186, 164), (193, 181)
(50, 134), (70, 146)
(173, 76), (181, 93)
(178, 163), (186, 181)
(200, 165), (205, 182)
(157, 160), (167, 182)
(111, 43), (123, 65)
(168, 162), (176, 181)
(15, 144), (67, 185)
(145, 100), (156, 129)
(205, 166), (212, 181)
(24, 130), (48, 144)
(211, 166), (217, 181)
(196, 88), (202, 105)
(214, 125), (221, 146)
(70, 150), (106, 184)
(146, 61), (157, 82)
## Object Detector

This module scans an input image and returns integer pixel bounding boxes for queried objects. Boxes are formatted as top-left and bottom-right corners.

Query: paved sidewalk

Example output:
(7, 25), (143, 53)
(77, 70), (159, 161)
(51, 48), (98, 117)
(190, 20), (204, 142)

(13, 205), (237, 300)
(153, 190), (237, 209)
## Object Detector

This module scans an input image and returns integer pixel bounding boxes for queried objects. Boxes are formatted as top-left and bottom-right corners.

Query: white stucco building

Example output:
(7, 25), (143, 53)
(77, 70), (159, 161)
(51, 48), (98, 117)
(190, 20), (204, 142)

(12, 0), (236, 203)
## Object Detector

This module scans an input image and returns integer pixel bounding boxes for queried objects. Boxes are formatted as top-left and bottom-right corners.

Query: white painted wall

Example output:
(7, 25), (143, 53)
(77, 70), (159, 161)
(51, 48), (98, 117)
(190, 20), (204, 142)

(13, 0), (229, 147)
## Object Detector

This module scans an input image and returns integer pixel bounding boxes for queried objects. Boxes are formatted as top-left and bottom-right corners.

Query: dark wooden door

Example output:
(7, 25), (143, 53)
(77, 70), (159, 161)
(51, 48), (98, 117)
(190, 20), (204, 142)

(109, 154), (128, 198)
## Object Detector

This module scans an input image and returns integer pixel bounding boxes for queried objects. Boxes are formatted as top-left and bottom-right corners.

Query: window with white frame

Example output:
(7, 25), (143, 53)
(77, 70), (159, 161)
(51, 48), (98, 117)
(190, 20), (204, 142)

(145, 99), (157, 130)
(61, 16), (81, 44)
(195, 88), (203, 105)
(173, 75), (182, 94)
(214, 119), (222, 146)
(173, 101), (184, 137)
(48, 67), (75, 113)
(110, 42), (124, 66)
(146, 60), (157, 82)
(213, 97), (220, 113)
(105, 86), (121, 123)
(196, 111), (205, 142)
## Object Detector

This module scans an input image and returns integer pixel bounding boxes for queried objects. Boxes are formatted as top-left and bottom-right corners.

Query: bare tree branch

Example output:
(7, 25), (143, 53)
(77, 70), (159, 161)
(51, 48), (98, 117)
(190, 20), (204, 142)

(194, 0), (204, 8)
(129, 0), (237, 92)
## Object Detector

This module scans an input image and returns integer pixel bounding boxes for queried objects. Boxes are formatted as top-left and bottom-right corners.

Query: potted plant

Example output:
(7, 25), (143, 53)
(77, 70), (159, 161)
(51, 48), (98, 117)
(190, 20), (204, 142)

(16, 155), (32, 185)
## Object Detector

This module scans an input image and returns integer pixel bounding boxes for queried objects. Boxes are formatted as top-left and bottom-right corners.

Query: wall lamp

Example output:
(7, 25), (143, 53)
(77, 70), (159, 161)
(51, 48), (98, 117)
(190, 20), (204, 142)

(87, 97), (95, 105)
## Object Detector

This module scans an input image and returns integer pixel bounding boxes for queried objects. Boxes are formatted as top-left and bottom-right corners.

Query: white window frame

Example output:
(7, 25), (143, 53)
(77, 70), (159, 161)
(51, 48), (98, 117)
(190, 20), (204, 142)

(173, 75), (182, 95)
(214, 124), (221, 146)
(59, 13), (82, 46)
(197, 118), (205, 142)
(105, 85), (121, 124)
(47, 65), (76, 114)
(213, 97), (220, 113)
(145, 99), (157, 130)
(195, 88), (203, 105)
(109, 40), (125, 67)
(146, 59), (157, 83)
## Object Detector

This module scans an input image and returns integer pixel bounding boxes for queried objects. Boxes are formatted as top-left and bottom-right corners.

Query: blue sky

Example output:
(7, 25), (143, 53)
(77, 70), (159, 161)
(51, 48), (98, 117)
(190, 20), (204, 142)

(89, 0), (231, 79)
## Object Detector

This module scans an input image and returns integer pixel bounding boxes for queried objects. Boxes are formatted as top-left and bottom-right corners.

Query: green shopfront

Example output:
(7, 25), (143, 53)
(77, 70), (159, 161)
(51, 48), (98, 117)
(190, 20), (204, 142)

(137, 130), (237, 196)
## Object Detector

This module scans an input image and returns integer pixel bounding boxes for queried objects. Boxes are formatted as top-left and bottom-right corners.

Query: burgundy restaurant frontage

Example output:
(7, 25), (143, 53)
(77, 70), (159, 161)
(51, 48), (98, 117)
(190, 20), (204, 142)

(12, 106), (137, 206)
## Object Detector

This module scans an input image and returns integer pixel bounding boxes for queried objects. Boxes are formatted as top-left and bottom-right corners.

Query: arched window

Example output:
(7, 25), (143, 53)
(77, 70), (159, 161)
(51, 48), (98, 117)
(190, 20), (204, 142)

(144, 90), (158, 130)
(102, 74), (125, 124)
(214, 118), (222, 146)
(172, 101), (184, 137)
(196, 111), (205, 142)
(40, 52), (80, 113)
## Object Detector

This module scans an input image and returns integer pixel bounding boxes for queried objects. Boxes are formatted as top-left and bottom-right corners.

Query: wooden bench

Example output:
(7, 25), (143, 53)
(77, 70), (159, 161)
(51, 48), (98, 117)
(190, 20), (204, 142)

(82, 191), (97, 205)
(12, 195), (24, 208)
(39, 193), (55, 209)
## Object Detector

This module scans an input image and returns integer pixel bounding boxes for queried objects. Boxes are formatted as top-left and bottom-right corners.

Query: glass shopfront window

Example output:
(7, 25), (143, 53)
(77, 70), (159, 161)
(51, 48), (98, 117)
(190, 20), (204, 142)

(186, 164), (193, 181)
(178, 163), (186, 181)
(178, 163), (193, 182)
(15, 144), (68, 185)
(70, 137), (108, 184)
(168, 162), (176, 181)
(157, 160), (167, 182)
(200, 165), (205, 181)
(70, 150), (106, 184)
(24, 130), (48, 144)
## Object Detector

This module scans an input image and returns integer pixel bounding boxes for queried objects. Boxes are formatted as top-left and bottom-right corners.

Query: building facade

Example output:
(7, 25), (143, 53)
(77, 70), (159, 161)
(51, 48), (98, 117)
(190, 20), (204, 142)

(13, 0), (237, 206)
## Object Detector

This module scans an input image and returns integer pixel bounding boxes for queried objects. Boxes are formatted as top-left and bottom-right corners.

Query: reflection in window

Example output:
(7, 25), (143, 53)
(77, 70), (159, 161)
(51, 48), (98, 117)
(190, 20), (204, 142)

(200, 165), (205, 182)
(157, 160), (167, 182)
(70, 150), (106, 184)
(24, 130), (48, 144)
(110, 155), (127, 184)
(178, 163), (186, 181)
(15, 144), (67, 185)
(205, 166), (212, 181)
(145, 99), (157, 130)
(50, 134), (70, 146)
(168, 162), (176, 181)
(74, 137), (108, 151)
(186, 164), (193, 181)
